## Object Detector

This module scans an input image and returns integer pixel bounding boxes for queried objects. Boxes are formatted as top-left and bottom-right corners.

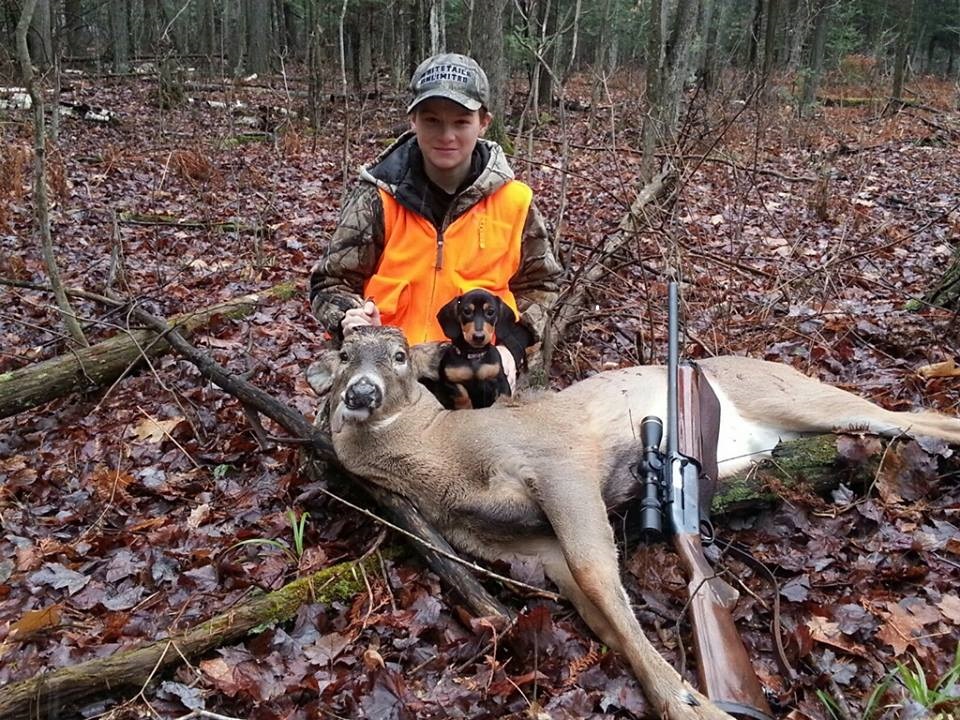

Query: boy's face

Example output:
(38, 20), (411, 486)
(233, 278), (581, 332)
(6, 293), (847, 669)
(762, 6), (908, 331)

(410, 99), (491, 176)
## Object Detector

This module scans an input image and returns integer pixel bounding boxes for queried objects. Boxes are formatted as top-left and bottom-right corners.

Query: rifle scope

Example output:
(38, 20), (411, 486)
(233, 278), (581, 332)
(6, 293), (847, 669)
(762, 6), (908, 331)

(638, 415), (664, 539)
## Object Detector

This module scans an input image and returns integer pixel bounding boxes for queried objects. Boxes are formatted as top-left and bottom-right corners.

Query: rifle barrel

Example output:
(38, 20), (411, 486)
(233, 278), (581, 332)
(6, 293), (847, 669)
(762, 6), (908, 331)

(666, 281), (679, 457)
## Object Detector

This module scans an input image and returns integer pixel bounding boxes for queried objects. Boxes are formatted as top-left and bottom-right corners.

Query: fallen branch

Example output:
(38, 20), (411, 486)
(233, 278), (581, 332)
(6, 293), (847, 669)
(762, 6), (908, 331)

(124, 303), (513, 618)
(551, 163), (678, 341)
(0, 283), (296, 419)
(0, 552), (390, 720)
(117, 212), (258, 232)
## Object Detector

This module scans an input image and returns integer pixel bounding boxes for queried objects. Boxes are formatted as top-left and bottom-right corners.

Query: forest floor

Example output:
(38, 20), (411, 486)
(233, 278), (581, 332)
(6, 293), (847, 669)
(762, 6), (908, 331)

(1, 69), (960, 720)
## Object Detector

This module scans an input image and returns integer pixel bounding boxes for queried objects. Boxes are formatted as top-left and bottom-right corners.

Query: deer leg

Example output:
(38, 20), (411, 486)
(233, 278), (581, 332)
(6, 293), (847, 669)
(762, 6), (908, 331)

(531, 478), (732, 720)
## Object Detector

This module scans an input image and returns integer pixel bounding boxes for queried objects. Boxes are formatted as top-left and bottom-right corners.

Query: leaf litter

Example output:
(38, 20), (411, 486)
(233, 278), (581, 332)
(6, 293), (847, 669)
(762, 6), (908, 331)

(1, 73), (959, 718)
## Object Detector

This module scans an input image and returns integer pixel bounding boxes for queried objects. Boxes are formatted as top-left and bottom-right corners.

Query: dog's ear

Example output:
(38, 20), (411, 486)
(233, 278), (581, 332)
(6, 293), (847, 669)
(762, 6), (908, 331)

(436, 296), (462, 340)
(494, 299), (534, 369)
(305, 348), (342, 396)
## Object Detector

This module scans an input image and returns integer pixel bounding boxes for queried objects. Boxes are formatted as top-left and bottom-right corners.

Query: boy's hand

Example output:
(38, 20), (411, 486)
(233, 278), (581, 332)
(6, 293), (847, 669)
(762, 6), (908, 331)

(342, 300), (381, 336)
(495, 345), (517, 392)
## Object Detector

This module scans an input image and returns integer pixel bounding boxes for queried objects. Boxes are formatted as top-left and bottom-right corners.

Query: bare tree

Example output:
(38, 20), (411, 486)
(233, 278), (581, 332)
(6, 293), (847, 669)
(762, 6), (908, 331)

(642, 0), (700, 180)
(109, 0), (130, 73)
(245, 0), (271, 74)
(15, 0), (88, 348)
(27, 0), (51, 69)
(799, 0), (829, 116)
(472, 0), (510, 142)
(890, 0), (915, 106)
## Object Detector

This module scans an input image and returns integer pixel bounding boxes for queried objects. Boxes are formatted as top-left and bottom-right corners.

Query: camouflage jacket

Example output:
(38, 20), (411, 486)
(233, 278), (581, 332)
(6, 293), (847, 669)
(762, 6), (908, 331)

(309, 131), (562, 345)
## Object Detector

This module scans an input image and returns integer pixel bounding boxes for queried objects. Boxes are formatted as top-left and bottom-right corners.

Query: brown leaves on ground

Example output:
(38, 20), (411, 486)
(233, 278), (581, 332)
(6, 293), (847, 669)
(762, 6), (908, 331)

(1, 70), (959, 719)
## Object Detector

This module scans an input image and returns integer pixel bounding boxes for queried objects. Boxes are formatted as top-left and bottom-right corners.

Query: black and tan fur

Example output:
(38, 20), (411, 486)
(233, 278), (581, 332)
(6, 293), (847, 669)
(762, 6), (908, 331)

(435, 289), (531, 409)
(307, 326), (960, 720)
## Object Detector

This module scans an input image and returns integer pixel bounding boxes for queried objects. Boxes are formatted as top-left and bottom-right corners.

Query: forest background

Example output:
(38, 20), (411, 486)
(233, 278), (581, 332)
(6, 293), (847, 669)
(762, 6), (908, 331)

(2, 0), (960, 719)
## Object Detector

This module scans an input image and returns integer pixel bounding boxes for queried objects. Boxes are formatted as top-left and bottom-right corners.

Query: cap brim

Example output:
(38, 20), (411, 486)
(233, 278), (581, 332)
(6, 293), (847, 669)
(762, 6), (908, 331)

(406, 89), (483, 114)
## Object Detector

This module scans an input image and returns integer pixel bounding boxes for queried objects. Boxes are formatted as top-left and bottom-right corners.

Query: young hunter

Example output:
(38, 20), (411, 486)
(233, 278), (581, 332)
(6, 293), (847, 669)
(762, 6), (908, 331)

(309, 53), (563, 387)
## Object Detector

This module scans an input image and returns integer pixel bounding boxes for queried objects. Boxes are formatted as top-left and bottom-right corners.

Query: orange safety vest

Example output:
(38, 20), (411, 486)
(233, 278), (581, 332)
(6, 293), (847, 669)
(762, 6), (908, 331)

(364, 180), (532, 344)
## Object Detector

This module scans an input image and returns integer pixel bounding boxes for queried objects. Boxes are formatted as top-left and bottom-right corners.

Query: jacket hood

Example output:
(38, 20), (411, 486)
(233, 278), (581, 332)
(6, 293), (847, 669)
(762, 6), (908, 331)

(358, 132), (516, 225)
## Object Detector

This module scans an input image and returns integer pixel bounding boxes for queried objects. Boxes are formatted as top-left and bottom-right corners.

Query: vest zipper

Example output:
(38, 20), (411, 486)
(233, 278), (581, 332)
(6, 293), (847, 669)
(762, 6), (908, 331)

(434, 230), (444, 269)
(425, 228), (444, 343)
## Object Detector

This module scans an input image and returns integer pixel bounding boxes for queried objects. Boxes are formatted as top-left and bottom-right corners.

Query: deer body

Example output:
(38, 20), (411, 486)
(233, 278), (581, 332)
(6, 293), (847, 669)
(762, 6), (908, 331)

(311, 327), (960, 720)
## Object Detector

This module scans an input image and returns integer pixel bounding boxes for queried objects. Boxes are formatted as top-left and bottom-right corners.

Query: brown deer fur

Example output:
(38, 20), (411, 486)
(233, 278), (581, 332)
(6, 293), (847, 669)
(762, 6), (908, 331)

(307, 326), (960, 720)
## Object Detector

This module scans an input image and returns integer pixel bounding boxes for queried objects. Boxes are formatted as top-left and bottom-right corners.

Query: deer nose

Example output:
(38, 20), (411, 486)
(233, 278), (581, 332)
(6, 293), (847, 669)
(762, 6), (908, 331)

(344, 378), (382, 410)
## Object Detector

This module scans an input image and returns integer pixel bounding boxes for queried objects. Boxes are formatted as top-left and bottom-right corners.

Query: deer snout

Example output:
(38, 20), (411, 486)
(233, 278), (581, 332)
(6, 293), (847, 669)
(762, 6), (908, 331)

(344, 376), (383, 411)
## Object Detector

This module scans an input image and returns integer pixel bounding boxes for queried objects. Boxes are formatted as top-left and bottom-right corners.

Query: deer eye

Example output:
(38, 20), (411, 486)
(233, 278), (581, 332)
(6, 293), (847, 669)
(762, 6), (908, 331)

(339, 350), (349, 362)
(393, 350), (407, 364)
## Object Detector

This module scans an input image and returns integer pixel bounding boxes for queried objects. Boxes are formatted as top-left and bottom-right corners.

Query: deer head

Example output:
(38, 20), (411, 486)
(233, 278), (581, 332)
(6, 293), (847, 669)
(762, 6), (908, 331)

(306, 326), (435, 432)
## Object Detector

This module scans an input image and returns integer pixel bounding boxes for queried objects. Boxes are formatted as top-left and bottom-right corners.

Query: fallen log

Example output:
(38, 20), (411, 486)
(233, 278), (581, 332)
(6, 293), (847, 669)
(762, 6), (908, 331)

(712, 433), (884, 515)
(0, 283), (295, 419)
(0, 552), (390, 720)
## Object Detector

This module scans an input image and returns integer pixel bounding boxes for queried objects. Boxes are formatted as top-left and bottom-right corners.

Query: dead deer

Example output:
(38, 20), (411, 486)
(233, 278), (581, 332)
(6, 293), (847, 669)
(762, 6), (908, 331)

(307, 326), (960, 720)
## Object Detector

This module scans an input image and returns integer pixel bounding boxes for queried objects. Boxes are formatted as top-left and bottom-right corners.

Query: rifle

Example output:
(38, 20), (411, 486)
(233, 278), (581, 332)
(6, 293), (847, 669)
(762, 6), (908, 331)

(637, 281), (774, 720)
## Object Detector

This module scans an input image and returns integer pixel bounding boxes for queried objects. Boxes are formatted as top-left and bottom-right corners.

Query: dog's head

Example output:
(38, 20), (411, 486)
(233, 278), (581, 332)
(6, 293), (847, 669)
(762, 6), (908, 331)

(306, 326), (432, 432)
(437, 289), (533, 366)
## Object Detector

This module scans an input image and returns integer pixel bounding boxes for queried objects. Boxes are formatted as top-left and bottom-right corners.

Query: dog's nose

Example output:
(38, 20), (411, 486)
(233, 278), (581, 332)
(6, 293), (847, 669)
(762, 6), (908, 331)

(471, 332), (487, 345)
(344, 378), (382, 410)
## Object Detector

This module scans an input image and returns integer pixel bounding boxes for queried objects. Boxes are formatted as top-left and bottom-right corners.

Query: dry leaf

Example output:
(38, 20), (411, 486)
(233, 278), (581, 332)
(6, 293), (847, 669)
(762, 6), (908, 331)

(9, 604), (62, 641)
(187, 503), (211, 529)
(937, 594), (960, 625)
(916, 359), (960, 379)
(132, 416), (183, 443)
(806, 615), (868, 656)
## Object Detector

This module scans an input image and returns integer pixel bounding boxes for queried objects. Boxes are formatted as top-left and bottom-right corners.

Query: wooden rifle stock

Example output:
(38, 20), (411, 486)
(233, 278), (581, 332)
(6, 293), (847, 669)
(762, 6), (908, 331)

(675, 364), (773, 720)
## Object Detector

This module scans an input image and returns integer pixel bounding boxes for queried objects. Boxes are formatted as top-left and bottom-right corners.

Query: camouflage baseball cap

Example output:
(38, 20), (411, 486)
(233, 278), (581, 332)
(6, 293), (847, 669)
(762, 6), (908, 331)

(407, 53), (490, 113)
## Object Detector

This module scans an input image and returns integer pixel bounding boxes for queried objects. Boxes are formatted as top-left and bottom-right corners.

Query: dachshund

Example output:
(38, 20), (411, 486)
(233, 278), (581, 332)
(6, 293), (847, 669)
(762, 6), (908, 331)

(435, 289), (533, 410)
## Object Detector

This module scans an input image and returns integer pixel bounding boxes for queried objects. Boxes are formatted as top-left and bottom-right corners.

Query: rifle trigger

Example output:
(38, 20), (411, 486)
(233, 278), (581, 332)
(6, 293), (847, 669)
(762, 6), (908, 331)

(700, 518), (716, 545)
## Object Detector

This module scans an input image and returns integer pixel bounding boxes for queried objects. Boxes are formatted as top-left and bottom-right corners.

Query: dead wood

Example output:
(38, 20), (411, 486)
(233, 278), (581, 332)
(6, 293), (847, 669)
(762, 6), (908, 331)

(125, 303), (512, 622)
(550, 163), (678, 342)
(712, 433), (887, 515)
(0, 552), (391, 720)
(0, 284), (295, 420)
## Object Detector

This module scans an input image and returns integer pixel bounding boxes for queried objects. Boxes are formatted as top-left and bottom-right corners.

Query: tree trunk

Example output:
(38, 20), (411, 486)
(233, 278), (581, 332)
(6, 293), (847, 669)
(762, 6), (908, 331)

(471, 0), (510, 140)
(142, 0), (162, 55)
(923, 246), (960, 310)
(428, 0), (444, 55)
(799, 0), (829, 117)
(16, 0), (88, 350)
(699, 0), (717, 91)
(27, 0), (51, 69)
(109, 0), (129, 74)
(0, 285), (295, 420)
(890, 0), (915, 106)
(245, 0), (271, 74)
(63, 0), (83, 57)
(762, 0), (780, 76)
(225, 0), (245, 76)
(641, 0), (698, 181)
(200, 0), (218, 71)
(0, 552), (392, 720)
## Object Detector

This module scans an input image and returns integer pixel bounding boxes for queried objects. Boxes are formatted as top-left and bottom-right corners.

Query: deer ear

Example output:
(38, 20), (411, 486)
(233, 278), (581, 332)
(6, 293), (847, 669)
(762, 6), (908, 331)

(436, 296), (462, 340)
(305, 349), (342, 396)
(494, 299), (534, 370)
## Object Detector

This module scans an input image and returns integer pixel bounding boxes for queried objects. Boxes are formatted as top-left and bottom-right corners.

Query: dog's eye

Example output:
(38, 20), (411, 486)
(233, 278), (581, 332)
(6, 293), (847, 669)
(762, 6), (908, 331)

(339, 350), (349, 362)
(393, 350), (407, 363)
(484, 306), (496, 318)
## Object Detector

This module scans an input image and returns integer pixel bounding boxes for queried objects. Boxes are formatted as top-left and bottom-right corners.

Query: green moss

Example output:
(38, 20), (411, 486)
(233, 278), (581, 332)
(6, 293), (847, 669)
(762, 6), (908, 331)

(270, 281), (299, 301)
(0, 372), (12, 382)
